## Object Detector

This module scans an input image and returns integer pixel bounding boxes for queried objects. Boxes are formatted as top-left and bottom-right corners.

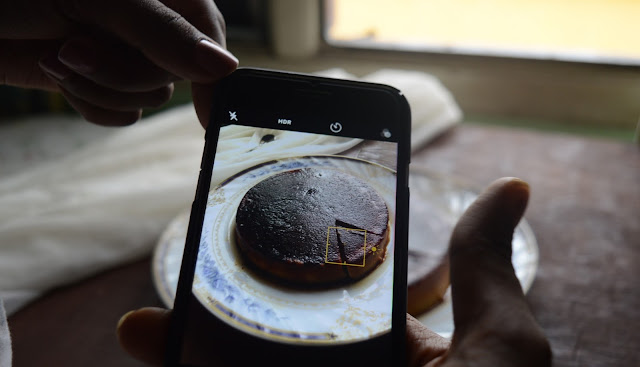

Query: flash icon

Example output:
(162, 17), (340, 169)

(229, 111), (238, 121)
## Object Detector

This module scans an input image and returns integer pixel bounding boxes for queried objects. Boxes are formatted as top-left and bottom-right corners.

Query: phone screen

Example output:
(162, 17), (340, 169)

(171, 69), (409, 366)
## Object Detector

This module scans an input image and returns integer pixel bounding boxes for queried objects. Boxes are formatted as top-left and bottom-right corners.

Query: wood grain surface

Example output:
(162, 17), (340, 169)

(9, 124), (640, 366)
(412, 124), (640, 367)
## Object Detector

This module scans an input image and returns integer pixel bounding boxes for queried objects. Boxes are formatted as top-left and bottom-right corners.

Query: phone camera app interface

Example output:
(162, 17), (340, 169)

(181, 124), (399, 364)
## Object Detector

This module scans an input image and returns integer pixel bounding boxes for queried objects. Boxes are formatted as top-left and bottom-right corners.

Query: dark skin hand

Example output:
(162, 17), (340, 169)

(0, 0), (238, 126)
(116, 177), (552, 366)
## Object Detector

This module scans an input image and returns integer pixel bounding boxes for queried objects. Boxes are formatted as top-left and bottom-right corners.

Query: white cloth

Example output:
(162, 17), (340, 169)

(208, 126), (361, 186)
(0, 107), (205, 314)
(0, 301), (10, 367)
(361, 69), (462, 151)
(0, 69), (462, 316)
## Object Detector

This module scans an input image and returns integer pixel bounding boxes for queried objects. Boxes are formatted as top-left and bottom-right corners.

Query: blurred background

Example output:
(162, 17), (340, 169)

(2, 0), (638, 141)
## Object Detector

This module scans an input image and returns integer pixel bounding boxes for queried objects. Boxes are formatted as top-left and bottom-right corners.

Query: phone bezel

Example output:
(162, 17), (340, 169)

(165, 68), (410, 367)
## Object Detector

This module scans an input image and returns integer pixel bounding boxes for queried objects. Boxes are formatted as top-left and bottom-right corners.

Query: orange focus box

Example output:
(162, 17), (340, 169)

(325, 226), (367, 267)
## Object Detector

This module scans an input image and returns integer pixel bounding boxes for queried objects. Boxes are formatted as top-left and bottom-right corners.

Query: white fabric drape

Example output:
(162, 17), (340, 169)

(0, 69), (461, 315)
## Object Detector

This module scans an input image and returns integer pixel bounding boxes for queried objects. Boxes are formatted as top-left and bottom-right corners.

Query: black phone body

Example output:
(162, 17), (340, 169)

(165, 68), (410, 367)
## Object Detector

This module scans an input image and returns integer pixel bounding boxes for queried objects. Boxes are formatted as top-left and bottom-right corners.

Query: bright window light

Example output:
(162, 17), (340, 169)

(325, 0), (640, 64)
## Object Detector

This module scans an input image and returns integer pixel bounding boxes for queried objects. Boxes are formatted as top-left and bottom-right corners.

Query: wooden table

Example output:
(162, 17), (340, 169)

(9, 124), (640, 366)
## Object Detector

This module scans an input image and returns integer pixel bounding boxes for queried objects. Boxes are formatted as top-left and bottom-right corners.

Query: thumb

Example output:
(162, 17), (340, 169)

(449, 177), (529, 336)
(117, 307), (171, 366)
(191, 81), (214, 128)
(445, 178), (551, 366)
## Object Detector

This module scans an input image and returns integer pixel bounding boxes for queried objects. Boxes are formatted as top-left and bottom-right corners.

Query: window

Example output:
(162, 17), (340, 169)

(325, 0), (640, 65)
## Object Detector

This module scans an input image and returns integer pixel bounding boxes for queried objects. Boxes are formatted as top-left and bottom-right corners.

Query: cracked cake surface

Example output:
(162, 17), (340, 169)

(235, 168), (390, 286)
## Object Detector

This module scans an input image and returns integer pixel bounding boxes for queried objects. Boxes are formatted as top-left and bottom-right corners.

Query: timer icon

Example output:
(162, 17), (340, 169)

(329, 122), (342, 133)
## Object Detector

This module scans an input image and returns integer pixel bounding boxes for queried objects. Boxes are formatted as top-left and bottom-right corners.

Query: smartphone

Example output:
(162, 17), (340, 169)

(165, 68), (411, 367)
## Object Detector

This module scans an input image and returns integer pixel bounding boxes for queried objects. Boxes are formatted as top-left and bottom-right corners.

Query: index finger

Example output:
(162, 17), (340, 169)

(55, 0), (238, 82)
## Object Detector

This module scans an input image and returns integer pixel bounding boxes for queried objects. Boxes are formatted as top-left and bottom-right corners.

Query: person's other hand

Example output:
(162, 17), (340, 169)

(116, 178), (551, 366)
(0, 0), (238, 126)
(406, 177), (551, 366)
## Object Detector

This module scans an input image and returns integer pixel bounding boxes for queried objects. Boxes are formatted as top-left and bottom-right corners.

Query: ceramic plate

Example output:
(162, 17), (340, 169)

(409, 169), (539, 338)
(155, 156), (396, 344)
(153, 165), (539, 340)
